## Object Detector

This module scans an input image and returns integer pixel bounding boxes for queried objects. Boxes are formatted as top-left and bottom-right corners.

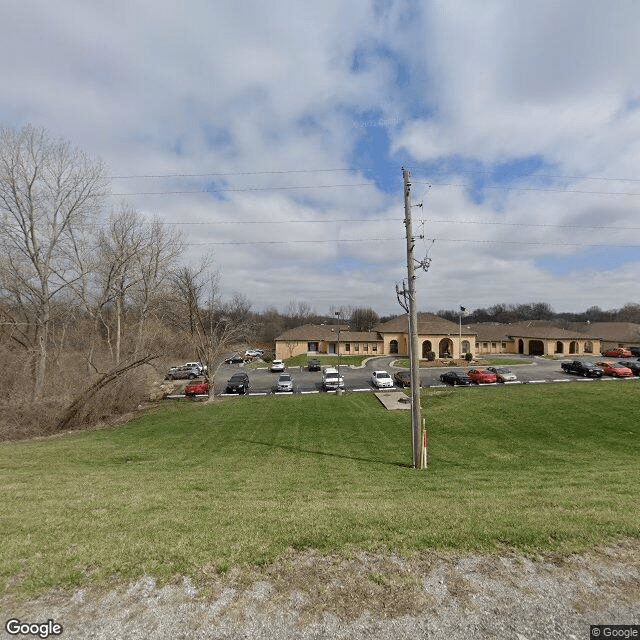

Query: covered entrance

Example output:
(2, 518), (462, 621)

(439, 338), (453, 358)
(529, 340), (544, 356)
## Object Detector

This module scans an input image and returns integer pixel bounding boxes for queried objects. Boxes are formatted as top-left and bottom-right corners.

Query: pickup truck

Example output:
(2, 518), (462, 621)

(322, 367), (345, 391)
(184, 380), (209, 397)
(560, 360), (604, 377)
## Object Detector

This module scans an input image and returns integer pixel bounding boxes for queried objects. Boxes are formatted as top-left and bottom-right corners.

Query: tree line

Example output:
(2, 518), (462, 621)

(436, 302), (640, 325)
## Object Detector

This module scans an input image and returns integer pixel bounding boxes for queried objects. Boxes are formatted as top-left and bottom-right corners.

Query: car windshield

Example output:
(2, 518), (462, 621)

(326, 373), (338, 379)
(230, 374), (245, 381)
(377, 373), (390, 378)
(494, 368), (509, 373)
(279, 374), (291, 381)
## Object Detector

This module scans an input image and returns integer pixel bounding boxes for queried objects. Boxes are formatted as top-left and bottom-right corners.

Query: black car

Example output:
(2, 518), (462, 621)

(628, 346), (640, 357)
(224, 355), (244, 364)
(393, 370), (412, 387)
(439, 371), (472, 386)
(619, 360), (640, 375)
(307, 359), (321, 371)
(225, 372), (250, 394)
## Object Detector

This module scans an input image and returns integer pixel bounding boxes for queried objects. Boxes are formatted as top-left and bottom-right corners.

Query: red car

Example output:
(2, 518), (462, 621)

(602, 348), (633, 357)
(595, 361), (633, 377)
(184, 380), (209, 396)
(467, 369), (498, 384)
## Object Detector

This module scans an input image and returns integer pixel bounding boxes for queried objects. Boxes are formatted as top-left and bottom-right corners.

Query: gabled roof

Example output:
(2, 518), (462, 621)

(275, 324), (377, 342)
(578, 322), (640, 343)
(375, 313), (474, 336)
(467, 322), (601, 341)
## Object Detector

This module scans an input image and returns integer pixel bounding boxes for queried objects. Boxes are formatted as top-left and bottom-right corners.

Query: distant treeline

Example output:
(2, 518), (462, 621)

(435, 302), (640, 325)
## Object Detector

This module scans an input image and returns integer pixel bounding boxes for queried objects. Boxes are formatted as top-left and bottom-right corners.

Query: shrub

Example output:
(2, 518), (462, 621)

(465, 352), (473, 362)
(426, 351), (436, 361)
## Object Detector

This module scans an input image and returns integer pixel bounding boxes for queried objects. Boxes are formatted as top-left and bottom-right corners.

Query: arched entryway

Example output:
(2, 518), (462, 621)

(529, 340), (544, 356)
(389, 340), (398, 354)
(584, 341), (593, 353)
(439, 338), (453, 358)
(556, 341), (564, 354)
(569, 341), (578, 354)
(461, 340), (470, 354)
(422, 340), (432, 358)
(518, 339), (524, 354)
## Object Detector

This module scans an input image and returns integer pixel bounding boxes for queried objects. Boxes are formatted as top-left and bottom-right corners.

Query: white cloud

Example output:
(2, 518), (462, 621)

(1, 0), (638, 316)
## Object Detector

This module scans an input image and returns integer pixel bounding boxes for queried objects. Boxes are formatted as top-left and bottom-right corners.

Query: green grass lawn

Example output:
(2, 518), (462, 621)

(1, 382), (638, 598)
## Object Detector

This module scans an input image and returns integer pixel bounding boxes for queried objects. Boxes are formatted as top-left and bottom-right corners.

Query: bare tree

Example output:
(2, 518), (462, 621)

(0, 125), (107, 399)
(350, 307), (379, 331)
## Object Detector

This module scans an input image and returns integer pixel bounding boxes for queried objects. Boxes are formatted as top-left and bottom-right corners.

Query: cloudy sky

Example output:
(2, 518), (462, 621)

(2, 0), (639, 316)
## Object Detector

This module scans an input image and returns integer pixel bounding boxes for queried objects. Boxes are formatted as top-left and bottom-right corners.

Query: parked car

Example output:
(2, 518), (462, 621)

(486, 366), (517, 382)
(275, 372), (294, 392)
(560, 360), (604, 377)
(184, 380), (209, 397)
(393, 370), (412, 387)
(270, 359), (285, 372)
(371, 370), (394, 388)
(628, 346), (640, 357)
(184, 361), (206, 374)
(440, 371), (472, 386)
(322, 367), (345, 391)
(224, 355), (244, 364)
(602, 348), (633, 357)
(225, 372), (250, 394)
(466, 369), (498, 384)
(165, 365), (201, 380)
(618, 360), (640, 375)
(245, 349), (264, 357)
(307, 359), (321, 371)
(595, 361), (633, 377)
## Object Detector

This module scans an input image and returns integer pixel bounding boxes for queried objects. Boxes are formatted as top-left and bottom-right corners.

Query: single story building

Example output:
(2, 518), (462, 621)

(275, 313), (477, 360)
(466, 322), (603, 356)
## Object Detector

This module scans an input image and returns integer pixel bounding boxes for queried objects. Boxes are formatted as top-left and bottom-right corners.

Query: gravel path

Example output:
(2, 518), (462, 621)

(2, 540), (638, 639)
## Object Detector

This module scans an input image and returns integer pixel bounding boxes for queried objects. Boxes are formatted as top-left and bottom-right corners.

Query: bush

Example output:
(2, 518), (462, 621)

(426, 351), (436, 361)
(465, 352), (473, 362)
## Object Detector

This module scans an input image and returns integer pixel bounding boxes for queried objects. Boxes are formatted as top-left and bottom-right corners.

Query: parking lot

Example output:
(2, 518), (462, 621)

(207, 355), (640, 397)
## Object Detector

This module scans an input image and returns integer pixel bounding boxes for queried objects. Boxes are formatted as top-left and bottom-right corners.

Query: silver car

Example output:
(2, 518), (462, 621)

(486, 366), (517, 382)
(275, 372), (293, 392)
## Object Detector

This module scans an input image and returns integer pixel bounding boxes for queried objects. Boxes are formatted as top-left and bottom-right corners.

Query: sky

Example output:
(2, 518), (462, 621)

(1, 0), (639, 317)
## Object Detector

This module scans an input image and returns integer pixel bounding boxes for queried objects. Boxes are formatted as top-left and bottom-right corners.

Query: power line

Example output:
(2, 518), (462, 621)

(109, 183), (375, 196)
(110, 168), (355, 179)
(416, 181), (640, 197)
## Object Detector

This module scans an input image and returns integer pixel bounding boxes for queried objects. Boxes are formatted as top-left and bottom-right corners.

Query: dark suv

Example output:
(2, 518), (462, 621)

(226, 372), (250, 394)
(307, 359), (321, 371)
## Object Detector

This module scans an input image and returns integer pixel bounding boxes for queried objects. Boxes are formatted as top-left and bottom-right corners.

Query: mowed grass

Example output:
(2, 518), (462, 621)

(1, 382), (639, 597)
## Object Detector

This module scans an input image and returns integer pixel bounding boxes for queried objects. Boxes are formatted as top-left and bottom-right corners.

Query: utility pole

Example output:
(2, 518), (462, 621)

(402, 168), (423, 469)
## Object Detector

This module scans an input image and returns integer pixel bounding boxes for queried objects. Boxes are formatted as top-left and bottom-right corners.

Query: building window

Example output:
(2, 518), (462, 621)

(355, 344), (360, 352)
(345, 343), (350, 352)
(461, 340), (470, 354)
(308, 342), (319, 352)
(364, 344), (369, 352)
(372, 344), (377, 352)
(501, 342), (507, 349)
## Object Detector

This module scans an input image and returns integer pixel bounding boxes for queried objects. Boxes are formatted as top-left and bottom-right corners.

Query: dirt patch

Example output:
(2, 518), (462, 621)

(2, 541), (639, 639)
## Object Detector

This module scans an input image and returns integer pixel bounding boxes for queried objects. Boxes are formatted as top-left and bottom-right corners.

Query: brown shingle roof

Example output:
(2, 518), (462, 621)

(375, 313), (471, 335)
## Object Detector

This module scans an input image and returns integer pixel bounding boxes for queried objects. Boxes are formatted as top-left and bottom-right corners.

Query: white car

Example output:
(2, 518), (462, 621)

(245, 349), (263, 357)
(371, 370), (394, 388)
(270, 359), (285, 372)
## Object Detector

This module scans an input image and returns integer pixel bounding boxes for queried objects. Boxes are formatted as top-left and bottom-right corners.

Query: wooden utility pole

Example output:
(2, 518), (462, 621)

(403, 168), (423, 469)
